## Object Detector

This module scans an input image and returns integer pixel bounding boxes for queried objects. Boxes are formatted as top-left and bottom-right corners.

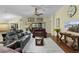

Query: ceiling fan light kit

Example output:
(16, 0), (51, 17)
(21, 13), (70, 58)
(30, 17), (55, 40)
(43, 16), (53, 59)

(34, 8), (43, 16)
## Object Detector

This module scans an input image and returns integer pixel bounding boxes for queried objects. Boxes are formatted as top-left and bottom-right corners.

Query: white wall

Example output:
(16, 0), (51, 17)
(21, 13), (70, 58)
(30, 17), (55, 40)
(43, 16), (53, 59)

(44, 17), (51, 33)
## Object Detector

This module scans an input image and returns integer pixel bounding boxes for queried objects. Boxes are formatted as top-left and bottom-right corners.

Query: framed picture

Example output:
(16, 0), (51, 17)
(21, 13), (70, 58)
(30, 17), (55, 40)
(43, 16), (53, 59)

(11, 23), (18, 29)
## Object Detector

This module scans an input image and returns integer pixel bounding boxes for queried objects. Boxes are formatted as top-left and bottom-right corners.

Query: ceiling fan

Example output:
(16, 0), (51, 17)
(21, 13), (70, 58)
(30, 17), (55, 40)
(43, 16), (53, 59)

(34, 8), (43, 16)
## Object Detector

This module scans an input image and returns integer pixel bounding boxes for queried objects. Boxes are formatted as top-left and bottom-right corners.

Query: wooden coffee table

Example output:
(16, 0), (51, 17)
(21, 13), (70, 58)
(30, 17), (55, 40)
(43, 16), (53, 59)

(35, 37), (44, 46)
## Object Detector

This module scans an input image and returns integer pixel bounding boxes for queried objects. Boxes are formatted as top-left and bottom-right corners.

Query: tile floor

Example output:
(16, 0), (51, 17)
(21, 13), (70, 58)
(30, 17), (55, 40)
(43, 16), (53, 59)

(23, 35), (64, 53)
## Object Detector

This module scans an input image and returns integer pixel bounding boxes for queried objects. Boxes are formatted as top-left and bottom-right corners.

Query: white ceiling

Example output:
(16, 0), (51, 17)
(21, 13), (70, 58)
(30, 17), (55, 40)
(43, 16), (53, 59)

(0, 5), (63, 20)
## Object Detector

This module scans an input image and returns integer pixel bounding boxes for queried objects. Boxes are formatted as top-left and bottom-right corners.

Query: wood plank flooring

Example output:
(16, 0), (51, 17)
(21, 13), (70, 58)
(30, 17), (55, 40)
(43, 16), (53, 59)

(51, 36), (79, 53)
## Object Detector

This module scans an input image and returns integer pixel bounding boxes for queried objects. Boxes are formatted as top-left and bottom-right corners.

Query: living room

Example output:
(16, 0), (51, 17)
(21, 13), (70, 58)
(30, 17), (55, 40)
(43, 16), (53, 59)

(0, 5), (79, 53)
(0, 5), (63, 53)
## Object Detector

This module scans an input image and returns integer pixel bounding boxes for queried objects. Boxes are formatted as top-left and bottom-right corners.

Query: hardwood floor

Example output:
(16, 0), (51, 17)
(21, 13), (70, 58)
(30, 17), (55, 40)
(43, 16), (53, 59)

(51, 35), (79, 53)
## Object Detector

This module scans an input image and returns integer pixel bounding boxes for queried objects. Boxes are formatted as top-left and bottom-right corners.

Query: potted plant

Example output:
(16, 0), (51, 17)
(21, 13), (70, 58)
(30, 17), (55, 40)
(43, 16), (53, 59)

(54, 28), (60, 33)
(54, 28), (60, 41)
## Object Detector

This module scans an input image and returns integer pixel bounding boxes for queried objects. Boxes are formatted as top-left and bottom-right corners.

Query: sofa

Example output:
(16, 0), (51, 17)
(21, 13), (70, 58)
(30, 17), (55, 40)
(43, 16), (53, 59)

(20, 34), (31, 49)
(2, 29), (31, 53)
(32, 28), (47, 38)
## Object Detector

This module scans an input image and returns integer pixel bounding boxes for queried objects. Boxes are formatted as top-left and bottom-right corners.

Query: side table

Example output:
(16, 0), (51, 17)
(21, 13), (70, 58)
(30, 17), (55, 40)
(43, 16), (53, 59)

(35, 37), (44, 46)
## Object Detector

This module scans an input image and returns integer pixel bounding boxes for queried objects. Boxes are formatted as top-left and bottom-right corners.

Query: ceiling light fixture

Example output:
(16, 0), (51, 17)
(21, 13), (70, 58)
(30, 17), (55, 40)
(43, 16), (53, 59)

(34, 7), (43, 16)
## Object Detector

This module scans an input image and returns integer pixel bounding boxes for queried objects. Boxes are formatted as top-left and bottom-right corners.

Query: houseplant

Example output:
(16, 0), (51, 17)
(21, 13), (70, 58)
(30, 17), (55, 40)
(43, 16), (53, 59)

(54, 28), (60, 41)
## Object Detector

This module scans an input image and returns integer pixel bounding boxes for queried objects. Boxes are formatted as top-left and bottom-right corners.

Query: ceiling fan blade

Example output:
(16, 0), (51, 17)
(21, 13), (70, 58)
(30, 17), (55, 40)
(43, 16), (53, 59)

(35, 8), (38, 14)
(35, 13), (43, 16)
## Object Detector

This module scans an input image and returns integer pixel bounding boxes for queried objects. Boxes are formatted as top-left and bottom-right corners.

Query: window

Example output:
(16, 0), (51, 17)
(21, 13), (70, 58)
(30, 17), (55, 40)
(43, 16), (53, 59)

(64, 19), (79, 29)
(28, 17), (35, 22)
(32, 23), (45, 29)
(37, 18), (43, 22)
(56, 18), (60, 28)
